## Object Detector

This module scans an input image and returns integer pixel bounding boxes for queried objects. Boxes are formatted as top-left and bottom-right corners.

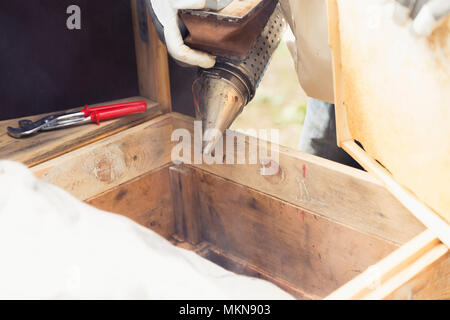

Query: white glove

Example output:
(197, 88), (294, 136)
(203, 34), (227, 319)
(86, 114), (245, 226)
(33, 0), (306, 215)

(149, 0), (216, 68)
(394, 0), (450, 36)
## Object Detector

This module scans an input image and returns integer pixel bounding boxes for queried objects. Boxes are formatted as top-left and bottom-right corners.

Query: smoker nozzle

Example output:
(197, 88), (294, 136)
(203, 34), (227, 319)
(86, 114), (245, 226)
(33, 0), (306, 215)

(193, 5), (286, 155)
(193, 66), (250, 155)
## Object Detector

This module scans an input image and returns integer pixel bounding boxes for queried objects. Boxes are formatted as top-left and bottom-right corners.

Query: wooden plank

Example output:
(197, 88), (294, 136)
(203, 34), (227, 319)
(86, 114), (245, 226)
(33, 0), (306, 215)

(0, 97), (160, 167)
(326, 229), (449, 300)
(343, 140), (450, 248)
(174, 240), (320, 300)
(169, 166), (202, 244)
(82, 161), (399, 299)
(326, 0), (352, 144)
(384, 251), (450, 300)
(31, 113), (174, 200)
(27, 112), (425, 245)
(75, 149), (448, 300)
(367, 244), (448, 299)
(20, 112), (443, 300)
(87, 165), (175, 239)
(131, 0), (172, 113)
(327, 0), (450, 224)
(326, 229), (438, 299)
(171, 113), (425, 245)
(191, 166), (398, 298)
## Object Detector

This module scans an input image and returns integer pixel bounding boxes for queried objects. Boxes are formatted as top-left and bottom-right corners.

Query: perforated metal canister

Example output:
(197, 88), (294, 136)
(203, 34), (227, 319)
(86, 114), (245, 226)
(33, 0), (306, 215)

(193, 4), (286, 154)
(212, 4), (286, 101)
(239, 4), (286, 94)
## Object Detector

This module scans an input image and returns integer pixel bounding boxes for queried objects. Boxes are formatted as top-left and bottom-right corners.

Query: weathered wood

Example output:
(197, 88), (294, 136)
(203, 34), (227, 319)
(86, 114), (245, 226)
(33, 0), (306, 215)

(171, 113), (425, 245)
(385, 251), (449, 300)
(17, 111), (444, 300)
(328, 0), (450, 224)
(16, 110), (439, 300)
(326, 230), (436, 299)
(326, 229), (449, 300)
(326, 1), (450, 296)
(169, 166), (202, 244)
(368, 244), (448, 299)
(191, 166), (398, 297)
(87, 165), (175, 239)
(26, 112), (425, 247)
(0, 97), (160, 167)
(327, 0), (352, 144)
(87, 163), (399, 299)
(131, 0), (172, 113)
(26, 112), (424, 242)
(343, 141), (450, 248)
(31, 113), (173, 200)
(179, 240), (320, 300)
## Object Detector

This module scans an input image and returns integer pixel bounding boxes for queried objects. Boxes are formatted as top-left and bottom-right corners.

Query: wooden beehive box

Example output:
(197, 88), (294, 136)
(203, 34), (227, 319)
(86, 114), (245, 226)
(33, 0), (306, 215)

(325, 0), (450, 298)
(0, 0), (448, 299)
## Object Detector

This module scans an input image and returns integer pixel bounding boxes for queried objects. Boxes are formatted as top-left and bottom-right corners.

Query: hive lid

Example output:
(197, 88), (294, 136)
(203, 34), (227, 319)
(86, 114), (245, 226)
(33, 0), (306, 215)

(327, 0), (450, 247)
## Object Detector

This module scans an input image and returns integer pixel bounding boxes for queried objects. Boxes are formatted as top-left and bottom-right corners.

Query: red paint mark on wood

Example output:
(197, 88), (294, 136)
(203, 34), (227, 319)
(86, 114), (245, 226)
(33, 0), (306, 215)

(301, 210), (305, 222)
(302, 164), (306, 178)
(95, 157), (113, 183)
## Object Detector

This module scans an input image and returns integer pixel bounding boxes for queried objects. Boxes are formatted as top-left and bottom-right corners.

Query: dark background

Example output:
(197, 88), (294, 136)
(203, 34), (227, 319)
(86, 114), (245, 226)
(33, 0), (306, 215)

(0, 0), (195, 120)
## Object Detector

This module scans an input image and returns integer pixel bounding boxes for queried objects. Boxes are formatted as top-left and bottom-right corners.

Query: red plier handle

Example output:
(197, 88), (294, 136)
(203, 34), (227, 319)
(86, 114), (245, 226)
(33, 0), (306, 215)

(81, 100), (147, 125)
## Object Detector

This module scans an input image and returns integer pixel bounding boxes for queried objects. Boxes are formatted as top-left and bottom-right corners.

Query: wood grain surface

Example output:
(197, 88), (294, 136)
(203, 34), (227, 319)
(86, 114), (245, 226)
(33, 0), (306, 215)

(192, 166), (398, 297)
(31, 113), (173, 200)
(87, 166), (175, 239)
(172, 113), (425, 245)
(88, 164), (399, 298)
(330, 0), (450, 223)
(131, 0), (172, 113)
(385, 250), (449, 300)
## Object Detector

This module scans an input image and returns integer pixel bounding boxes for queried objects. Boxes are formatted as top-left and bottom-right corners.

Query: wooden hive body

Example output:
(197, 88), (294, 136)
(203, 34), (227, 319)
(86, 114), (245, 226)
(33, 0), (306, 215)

(0, 0), (448, 300)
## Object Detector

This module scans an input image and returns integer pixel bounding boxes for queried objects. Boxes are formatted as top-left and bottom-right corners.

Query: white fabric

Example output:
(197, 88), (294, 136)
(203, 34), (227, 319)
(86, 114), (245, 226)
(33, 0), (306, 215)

(280, 0), (335, 104)
(150, 0), (216, 68)
(0, 161), (292, 300)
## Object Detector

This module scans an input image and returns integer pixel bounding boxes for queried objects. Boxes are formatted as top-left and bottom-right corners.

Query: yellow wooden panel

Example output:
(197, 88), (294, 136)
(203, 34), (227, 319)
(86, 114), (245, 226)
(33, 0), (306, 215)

(331, 0), (450, 223)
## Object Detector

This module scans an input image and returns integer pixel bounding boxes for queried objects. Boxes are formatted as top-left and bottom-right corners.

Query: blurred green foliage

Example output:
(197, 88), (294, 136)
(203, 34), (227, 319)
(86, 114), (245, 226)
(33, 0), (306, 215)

(253, 93), (307, 125)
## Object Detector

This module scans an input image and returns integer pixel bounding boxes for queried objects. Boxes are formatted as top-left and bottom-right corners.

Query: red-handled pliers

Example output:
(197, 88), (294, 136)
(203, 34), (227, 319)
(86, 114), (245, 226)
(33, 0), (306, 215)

(7, 100), (147, 138)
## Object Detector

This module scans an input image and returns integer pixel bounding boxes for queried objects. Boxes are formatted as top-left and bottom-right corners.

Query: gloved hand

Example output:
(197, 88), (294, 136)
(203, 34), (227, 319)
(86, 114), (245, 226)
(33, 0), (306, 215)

(394, 0), (450, 36)
(148, 0), (216, 68)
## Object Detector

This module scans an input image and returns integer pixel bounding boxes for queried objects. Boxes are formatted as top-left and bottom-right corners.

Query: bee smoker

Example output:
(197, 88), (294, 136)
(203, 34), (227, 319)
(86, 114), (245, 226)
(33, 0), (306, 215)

(147, 0), (286, 154)
(188, 3), (286, 154)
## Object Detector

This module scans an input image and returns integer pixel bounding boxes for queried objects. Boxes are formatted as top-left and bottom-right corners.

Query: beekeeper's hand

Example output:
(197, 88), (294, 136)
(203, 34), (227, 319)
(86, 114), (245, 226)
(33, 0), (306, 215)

(148, 0), (216, 68)
(394, 0), (450, 36)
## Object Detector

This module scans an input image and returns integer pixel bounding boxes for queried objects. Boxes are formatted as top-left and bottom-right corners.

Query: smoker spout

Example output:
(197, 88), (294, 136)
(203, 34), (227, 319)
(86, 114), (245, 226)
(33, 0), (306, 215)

(193, 68), (249, 155)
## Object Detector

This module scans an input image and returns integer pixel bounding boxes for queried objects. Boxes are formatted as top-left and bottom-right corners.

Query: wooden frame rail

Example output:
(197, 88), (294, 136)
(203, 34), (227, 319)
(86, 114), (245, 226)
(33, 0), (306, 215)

(327, 229), (449, 299)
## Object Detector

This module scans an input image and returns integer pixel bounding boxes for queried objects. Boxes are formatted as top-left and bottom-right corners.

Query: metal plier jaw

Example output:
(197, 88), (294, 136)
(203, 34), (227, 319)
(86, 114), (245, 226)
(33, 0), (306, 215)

(7, 112), (88, 138)
(7, 100), (147, 139)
